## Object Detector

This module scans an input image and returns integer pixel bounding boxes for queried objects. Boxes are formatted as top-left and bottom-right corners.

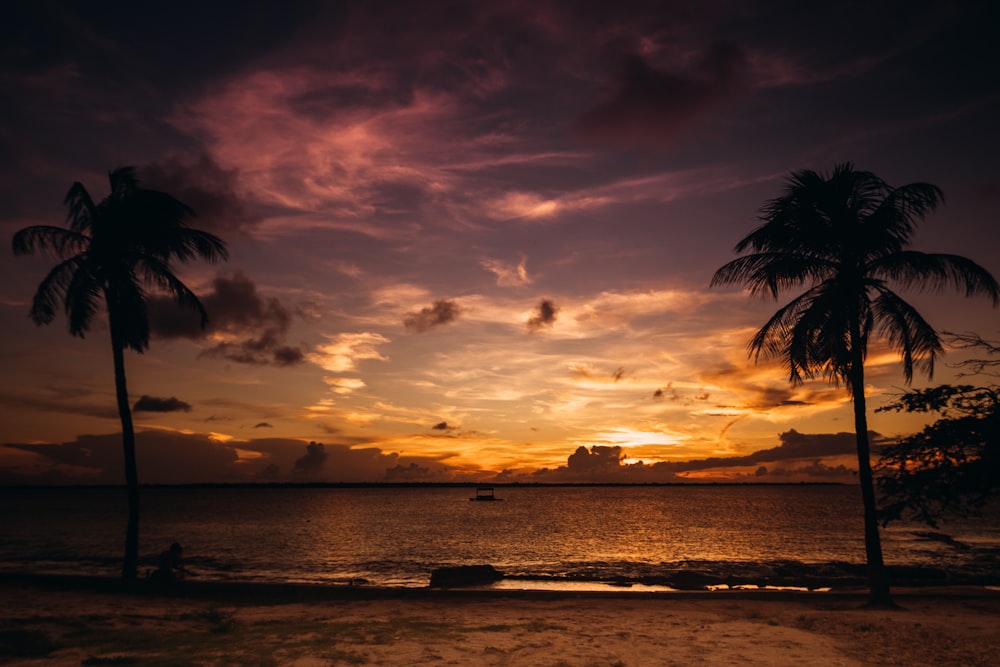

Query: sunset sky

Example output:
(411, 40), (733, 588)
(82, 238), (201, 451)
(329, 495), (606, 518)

(1, 1), (997, 485)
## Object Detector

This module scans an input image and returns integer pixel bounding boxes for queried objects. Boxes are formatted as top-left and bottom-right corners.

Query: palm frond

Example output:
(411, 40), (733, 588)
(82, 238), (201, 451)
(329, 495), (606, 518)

(166, 227), (229, 264)
(106, 188), (228, 264)
(748, 287), (832, 383)
(12, 225), (88, 258)
(108, 166), (140, 195)
(135, 255), (210, 327)
(28, 255), (86, 326)
(871, 287), (943, 382)
(861, 183), (944, 255)
(748, 295), (807, 362)
(792, 285), (855, 387)
(711, 252), (833, 298)
(715, 163), (998, 395)
(871, 251), (1000, 305)
(64, 182), (97, 232)
(881, 182), (944, 222)
(63, 264), (104, 338)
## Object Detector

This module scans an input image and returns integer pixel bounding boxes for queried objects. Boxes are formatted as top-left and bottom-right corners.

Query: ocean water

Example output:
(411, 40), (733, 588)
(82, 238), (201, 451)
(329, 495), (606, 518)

(1, 485), (997, 589)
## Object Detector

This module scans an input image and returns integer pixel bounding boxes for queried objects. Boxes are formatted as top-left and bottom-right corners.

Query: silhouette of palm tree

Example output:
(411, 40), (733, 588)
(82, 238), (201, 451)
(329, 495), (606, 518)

(13, 166), (228, 584)
(711, 163), (998, 606)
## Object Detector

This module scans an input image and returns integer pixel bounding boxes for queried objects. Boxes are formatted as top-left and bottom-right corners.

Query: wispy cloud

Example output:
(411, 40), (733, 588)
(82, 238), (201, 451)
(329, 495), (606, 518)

(308, 332), (390, 373)
(482, 255), (532, 287)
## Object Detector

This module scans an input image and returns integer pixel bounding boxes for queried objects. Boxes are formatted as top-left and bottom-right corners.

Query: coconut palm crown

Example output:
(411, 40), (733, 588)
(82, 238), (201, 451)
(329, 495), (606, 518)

(12, 166), (228, 583)
(711, 163), (998, 605)
(13, 166), (227, 348)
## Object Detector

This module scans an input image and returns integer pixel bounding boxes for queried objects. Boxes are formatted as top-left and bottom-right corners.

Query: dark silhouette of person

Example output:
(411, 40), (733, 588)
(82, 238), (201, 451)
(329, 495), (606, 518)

(152, 542), (187, 583)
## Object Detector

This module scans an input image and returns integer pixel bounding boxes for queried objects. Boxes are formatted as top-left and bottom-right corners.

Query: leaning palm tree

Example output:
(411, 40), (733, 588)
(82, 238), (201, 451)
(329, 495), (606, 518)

(711, 163), (998, 606)
(13, 166), (228, 585)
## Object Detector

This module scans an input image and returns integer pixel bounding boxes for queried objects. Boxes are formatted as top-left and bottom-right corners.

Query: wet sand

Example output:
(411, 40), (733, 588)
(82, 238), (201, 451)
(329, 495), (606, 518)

(1, 576), (998, 666)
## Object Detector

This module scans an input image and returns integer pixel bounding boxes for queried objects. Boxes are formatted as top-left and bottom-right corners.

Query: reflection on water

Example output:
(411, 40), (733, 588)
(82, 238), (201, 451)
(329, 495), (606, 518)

(493, 579), (676, 593)
(1, 485), (996, 587)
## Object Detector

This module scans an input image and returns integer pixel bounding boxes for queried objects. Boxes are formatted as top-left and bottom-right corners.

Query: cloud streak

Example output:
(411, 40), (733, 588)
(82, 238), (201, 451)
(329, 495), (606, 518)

(133, 395), (192, 413)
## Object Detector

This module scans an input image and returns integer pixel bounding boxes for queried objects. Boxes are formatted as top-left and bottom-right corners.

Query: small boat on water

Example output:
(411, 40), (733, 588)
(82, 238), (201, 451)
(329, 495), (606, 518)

(470, 486), (502, 501)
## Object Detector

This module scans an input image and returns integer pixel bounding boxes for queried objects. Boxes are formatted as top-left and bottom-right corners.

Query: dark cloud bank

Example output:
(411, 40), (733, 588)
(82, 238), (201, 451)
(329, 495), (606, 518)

(2, 432), (451, 485)
(521, 429), (871, 484)
(2, 428), (872, 485)
(148, 272), (305, 366)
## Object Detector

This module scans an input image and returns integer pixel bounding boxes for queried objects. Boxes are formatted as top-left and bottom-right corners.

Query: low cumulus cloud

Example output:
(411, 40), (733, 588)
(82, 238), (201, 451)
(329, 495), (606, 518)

(148, 271), (305, 366)
(568, 445), (625, 472)
(292, 441), (328, 477)
(529, 445), (657, 483)
(526, 299), (558, 332)
(524, 429), (877, 483)
(574, 42), (748, 149)
(133, 395), (192, 413)
(403, 299), (461, 333)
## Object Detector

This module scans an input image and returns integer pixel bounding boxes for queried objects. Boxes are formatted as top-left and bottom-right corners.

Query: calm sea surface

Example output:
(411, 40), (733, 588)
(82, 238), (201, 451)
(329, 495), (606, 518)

(1, 485), (997, 589)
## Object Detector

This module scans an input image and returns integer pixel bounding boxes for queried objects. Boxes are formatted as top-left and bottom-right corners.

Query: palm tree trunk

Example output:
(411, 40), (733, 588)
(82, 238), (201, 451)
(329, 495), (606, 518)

(849, 347), (892, 606)
(109, 314), (140, 586)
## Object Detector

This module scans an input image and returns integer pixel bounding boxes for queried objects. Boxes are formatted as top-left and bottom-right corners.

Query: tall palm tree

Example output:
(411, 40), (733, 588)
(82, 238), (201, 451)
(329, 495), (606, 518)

(711, 163), (998, 606)
(13, 166), (228, 585)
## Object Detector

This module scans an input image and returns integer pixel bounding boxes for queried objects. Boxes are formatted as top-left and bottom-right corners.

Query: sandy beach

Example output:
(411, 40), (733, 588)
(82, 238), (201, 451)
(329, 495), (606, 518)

(1, 577), (998, 666)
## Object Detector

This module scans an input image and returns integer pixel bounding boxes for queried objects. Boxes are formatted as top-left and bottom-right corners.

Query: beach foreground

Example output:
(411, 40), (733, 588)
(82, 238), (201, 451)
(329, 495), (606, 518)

(1, 578), (998, 666)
